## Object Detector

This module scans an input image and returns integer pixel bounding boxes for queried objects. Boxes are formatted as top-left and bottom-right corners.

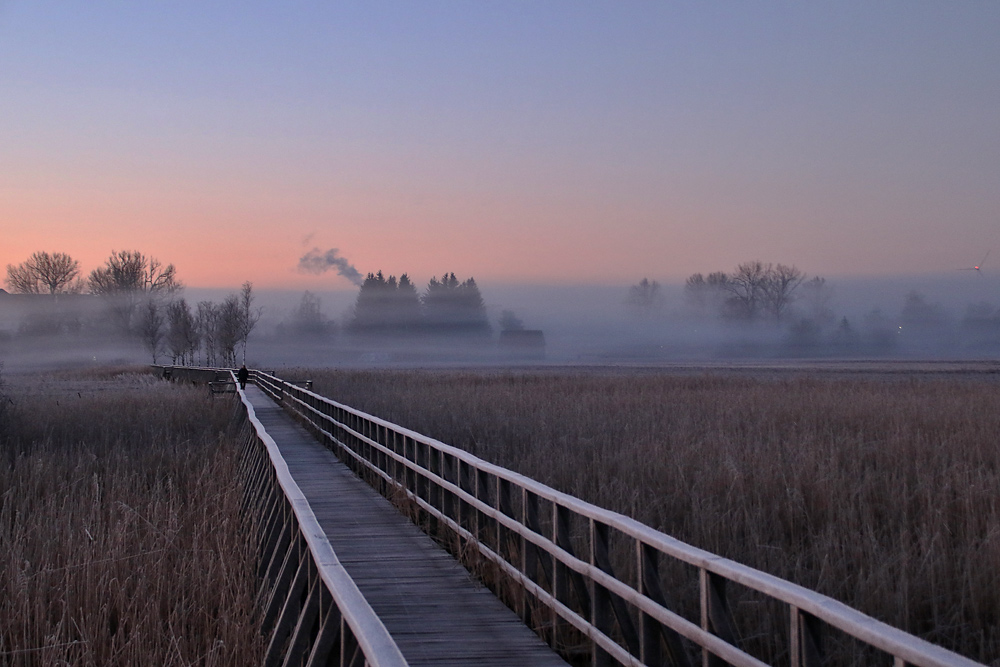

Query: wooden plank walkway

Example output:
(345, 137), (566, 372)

(245, 386), (569, 667)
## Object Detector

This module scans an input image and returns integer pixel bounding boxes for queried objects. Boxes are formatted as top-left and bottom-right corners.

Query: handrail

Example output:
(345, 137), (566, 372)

(233, 371), (408, 667)
(252, 369), (986, 667)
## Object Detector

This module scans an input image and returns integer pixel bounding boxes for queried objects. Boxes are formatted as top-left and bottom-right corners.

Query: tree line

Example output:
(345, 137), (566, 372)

(631, 259), (1000, 356)
(349, 271), (491, 336)
(683, 261), (812, 322)
(3, 250), (259, 366)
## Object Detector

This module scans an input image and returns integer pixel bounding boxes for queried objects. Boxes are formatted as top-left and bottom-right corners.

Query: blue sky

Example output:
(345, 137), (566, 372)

(2, 2), (999, 288)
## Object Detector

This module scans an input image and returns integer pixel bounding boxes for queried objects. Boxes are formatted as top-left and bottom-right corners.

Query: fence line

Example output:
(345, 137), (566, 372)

(253, 369), (986, 667)
(234, 371), (408, 667)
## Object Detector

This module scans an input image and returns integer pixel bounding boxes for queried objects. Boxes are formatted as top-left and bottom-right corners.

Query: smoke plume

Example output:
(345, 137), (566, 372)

(298, 248), (363, 286)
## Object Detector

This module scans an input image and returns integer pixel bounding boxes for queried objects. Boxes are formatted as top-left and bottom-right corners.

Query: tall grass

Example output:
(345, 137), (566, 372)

(305, 368), (1000, 665)
(0, 367), (263, 666)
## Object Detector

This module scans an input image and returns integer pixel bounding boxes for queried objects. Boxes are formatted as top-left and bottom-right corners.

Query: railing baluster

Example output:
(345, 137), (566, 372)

(258, 488), (287, 578)
(305, 587), (341, 667)
(263, 533), (304, 632)
(282, 564), (322, 667)
(265, 554), (311, 666)
(261, 514), (295, 598)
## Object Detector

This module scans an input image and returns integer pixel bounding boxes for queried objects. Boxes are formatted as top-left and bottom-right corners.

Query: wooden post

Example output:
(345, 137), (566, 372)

(700, 569), (739, 667)
(638, 542), (692, 667)
(499, 478), (515, 566)
(429, 448), (442, 516)
(405, 436), (416, 494)
(790, 606), (824, 667)
(554, 504), (590, 654)
(443, 454), (457, 525)
(417, 441), (429, 503)
(591, 520), (642, 662)
(304, 587), (342, 667)
(341, 618), (361, 667)
(523, 489), (542, 633)
(391, 431), (402, 488)
(589, 520), (615, 667)
(460, 461), (475, 538)
(477, 468), (493, 548)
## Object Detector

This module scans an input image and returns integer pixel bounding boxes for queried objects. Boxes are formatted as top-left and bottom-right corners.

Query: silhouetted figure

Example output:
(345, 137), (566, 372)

(237, 365), (249, 390)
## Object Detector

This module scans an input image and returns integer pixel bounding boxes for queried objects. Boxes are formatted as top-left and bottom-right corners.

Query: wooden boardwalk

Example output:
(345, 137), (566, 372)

(245, 386), (569, 667)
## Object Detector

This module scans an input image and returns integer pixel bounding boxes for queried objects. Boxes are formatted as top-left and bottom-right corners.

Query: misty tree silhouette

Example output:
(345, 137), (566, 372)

(349, 271), (490, 337)
(422, 273), (491, 336)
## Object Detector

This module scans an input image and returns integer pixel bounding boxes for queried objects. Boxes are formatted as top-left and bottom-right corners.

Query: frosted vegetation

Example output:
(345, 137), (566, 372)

(0, 367), (263, 665)
(307, 367), (1000, 664)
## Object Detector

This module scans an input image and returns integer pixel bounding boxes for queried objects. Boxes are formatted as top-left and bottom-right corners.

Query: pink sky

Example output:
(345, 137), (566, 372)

(3, 3), (998, 291)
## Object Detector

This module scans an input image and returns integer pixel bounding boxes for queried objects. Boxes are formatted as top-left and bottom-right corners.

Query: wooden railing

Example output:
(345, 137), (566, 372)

(252, 370), (986, 667)
(234, 372), (408, 667)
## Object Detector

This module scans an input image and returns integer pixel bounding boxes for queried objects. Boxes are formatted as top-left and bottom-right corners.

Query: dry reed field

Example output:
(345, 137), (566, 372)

(304, 366), (1000, 665)
(0, 365), (263, 666)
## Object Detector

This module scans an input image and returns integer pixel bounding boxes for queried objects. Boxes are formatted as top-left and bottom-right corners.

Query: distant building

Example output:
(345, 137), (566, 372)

(498, 329), (545, 360)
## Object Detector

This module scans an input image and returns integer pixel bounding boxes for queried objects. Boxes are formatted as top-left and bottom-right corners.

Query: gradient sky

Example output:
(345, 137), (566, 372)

(2, 2), (999, 291)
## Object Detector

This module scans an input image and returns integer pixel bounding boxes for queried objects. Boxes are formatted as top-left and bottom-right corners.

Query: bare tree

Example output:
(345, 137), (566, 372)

(196, 301), (218, 366)
(799, 276), (835, 326)
(684, 273), (708, 307)
(88, 250), (182, 333)
(684, 271), (729, 315)
(761, 264), (804, 321)
(723, 261), (769, 320)
(5, 263), (38, 294)
(5, 252), (82, 295)
(291, 291), (327, 337)
(238, 281), (262, 365)
(216, 295), (243, 368)
(627, 278), (662, 314)
(139, 300), (165, 363)
(166, 299), (197, 365)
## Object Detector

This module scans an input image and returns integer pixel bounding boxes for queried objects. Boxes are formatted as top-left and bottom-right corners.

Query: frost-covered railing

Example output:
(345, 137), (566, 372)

(253, 370), (985, 667)
(234, 373), (408, 667)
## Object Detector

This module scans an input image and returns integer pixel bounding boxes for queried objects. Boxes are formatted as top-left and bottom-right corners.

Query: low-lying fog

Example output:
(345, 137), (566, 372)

(2, 273), (999, 373)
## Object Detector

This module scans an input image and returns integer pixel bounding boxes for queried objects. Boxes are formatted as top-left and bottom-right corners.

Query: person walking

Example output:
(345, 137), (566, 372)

(237, 365), (249, 390)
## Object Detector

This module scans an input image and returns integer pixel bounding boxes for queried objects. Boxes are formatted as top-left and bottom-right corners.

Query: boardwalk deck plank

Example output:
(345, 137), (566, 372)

(245, 386), (568, 667)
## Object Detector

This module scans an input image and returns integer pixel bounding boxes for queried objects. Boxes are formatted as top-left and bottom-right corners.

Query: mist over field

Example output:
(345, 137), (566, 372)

(4, 271), (999, 372)
(221, 272), (1000, 365)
